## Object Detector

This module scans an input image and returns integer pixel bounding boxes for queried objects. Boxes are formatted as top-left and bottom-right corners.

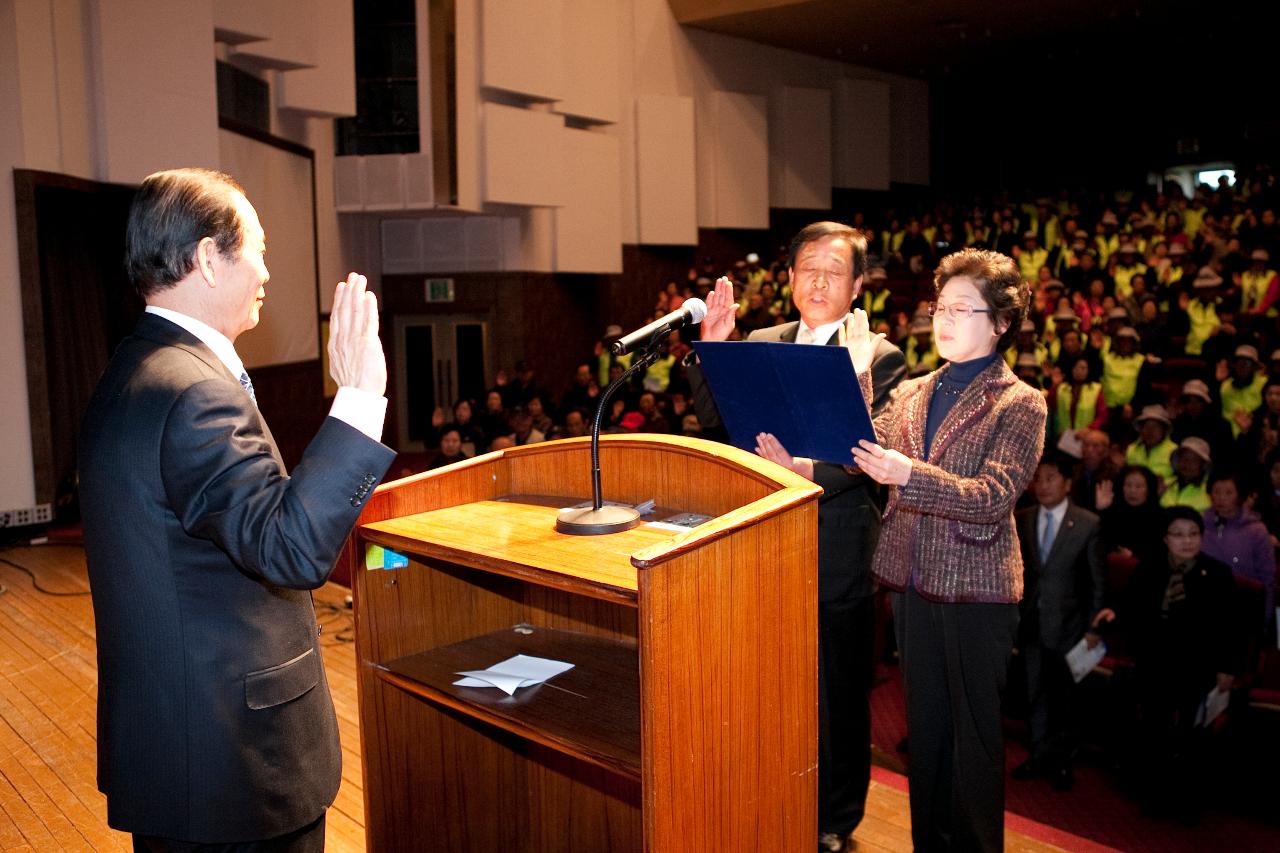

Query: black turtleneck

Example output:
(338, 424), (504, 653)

(925, 351), (1001, 458)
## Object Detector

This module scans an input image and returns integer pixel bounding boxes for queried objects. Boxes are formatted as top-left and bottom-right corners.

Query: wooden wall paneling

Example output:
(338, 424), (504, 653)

(251, 359), (326, 471)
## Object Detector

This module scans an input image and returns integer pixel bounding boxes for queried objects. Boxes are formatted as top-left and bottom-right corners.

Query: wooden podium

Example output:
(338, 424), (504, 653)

(343, 434), (821, 851)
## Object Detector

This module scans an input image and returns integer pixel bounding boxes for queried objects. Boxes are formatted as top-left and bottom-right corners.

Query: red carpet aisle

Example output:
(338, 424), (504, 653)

(870, 663), (1280, 852)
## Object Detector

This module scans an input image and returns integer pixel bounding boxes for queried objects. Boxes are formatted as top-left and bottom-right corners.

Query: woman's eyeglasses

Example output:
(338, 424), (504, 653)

(927, 302), (995, 321)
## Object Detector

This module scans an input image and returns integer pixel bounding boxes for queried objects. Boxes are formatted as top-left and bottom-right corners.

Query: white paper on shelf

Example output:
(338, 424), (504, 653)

(454, 654), (575, 696)
(1065, 636), (1107, 683)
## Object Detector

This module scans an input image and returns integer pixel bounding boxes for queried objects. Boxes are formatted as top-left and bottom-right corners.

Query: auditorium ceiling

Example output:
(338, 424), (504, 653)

(669, 0), (1243, 77)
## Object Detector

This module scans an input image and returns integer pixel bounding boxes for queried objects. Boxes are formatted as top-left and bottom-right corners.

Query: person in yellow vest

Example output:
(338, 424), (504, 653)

(1126, 404), (1177, 485)
(1014, 351), (1048, 397)
(860, 266), (893, 326)
(1111, 243), (1148, 301)
(1016, 231), (1049, 284)
(1241, 249), (1279, 319)
(1095, 212), (1120, 266)
(1054, 355), (1106, 440)
(1102, 327), (1145, 409)
(1185, 268), (1223, 355)
(1005, 319), (1049, 369)
(904, 316), (940, 373)
(744, 252), (767, 292)
(1221, 344), (1268, 437)
(1159, 437), (1212, 511)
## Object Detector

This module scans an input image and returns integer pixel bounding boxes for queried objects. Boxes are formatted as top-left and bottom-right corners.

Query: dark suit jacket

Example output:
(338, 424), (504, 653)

(687, 320), (907, 602)
(1016, 502), (1105, 654)
(79, 313), (395, 842)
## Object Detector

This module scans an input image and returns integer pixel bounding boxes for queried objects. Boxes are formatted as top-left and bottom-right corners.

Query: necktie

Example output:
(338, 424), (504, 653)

(239, 371), (257, 406)
(796, 326), (815, 345)
(1040, 511), (1056, 562)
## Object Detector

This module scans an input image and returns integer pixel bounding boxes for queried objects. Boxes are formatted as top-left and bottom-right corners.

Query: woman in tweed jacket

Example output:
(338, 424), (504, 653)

(848, 249), (1047, 852)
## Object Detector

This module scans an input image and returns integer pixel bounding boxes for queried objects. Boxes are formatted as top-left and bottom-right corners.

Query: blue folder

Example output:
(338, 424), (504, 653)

(692, 340), (876, 465)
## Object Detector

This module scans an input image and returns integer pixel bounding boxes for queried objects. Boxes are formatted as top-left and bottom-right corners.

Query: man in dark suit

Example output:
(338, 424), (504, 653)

(79, 168), (395, 851)
(686, 221), (906, 853)
(1013, 453), (1106, 791)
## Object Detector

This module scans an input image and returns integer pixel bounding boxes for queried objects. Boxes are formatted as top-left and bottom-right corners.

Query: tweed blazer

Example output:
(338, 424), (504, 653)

(859, 357), (1047, 602)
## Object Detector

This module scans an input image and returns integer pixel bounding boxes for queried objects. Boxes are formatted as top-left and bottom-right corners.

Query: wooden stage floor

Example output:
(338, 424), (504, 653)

(0, 543), (1082, 852)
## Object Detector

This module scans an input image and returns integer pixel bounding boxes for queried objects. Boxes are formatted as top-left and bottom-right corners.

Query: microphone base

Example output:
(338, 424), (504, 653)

(555, 504), (642, 536)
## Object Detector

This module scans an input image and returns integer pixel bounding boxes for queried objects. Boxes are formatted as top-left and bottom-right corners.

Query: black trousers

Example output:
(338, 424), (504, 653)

(818, 594), (876, 835)
(1022, 641), (1081, 767)
(133, 813), (325, 853)
(894, 587), (1019, 853)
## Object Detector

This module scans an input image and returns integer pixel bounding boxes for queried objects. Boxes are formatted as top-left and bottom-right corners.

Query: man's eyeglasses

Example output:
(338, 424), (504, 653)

(927, 302), (995, 321)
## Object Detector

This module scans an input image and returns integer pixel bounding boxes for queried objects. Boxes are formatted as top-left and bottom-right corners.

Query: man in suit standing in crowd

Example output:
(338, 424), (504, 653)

(1014, 454), (1106, 792)
(686, 221), (906, 853)
(80, 168), (395, 851)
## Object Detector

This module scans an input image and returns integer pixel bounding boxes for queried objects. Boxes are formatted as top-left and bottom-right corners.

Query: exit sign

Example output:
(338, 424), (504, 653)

(425, 277), (455, 303)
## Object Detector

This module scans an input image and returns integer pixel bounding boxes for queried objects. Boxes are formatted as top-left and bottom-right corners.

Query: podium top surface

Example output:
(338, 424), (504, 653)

(361, 497), (684, 601)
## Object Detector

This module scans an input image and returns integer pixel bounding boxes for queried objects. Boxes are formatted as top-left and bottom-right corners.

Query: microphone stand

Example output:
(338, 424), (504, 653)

(555, 334), (668, 535)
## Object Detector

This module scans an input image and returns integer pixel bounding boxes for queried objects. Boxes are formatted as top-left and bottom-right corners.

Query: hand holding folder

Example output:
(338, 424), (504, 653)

(691, 335), (876, 466)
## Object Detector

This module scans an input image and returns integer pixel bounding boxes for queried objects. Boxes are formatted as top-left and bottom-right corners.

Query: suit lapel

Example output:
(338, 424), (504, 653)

(134, 312), (239, 384)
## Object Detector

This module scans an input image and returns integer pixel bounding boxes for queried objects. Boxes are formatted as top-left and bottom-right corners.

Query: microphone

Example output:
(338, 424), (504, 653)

(610, 298), (707, 356)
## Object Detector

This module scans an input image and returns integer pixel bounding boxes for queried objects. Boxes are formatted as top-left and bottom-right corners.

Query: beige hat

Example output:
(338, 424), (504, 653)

(746, 252), (759, 264)
(1172, 436), (1212, 465)
(1180, 379), (1212, 402)
(1015, 352), (1040, 369)
(604, 324), (623, 339)
(908, 317), (932, 335)
(1107, 307), (1129, 320)
(1044, 278), (1065, 291)
(1168, 243), (1187, 256)
(1052, 306), (1079, 323)
(1252, 249), (1270, 262)
(1101, 211), (1119, 226)
(867, 266), (888, 281)
(1019, 319), (1036, 333)
(1023, 230), (1038, 240)
(1193, 267), (1224, 288)
(1114, 326), (1140, 341)
(1133, 404), (1171, 428)
(1235, 344), (1263, 365)
(1118, 242), (1138, 254)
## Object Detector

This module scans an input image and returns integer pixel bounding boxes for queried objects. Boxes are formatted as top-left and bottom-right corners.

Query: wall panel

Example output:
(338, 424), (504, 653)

(835, 79), (891, 190)
(772, 86), (830, 210)
(554, 129), (622, 273)
(709, 91), (768, 229)
(635, 94), (696, 245)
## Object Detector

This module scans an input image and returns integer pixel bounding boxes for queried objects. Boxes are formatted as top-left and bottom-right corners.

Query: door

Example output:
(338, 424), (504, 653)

(394, 314), (488, 451)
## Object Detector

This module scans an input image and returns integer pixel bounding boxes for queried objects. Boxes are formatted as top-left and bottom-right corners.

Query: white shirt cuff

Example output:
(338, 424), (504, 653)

(329, 386), (388, 442)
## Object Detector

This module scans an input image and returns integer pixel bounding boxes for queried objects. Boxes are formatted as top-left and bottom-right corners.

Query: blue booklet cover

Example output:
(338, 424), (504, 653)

(692, 340), (876, 465)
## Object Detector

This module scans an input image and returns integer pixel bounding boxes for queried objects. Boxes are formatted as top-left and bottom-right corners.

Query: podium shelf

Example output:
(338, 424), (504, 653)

(360, 496), (690, 603)
(375, 625), (641, 780)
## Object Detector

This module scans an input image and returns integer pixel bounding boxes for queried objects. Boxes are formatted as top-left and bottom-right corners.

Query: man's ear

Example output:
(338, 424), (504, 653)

(851, 274), (864, 298)
(194, 237), (218, 287)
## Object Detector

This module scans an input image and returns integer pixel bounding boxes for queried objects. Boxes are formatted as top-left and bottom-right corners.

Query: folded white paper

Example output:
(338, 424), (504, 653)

(1065, 636), (1106, 683)
(1194, 686), (1230, 728)
(454, 654), (575, 696)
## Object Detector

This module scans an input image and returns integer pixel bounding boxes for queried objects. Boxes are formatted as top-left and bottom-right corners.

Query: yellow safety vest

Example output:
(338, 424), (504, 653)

(861, 289), (891, 321)
(906, 337), (939, 372)
(1102, 350), (1143, 406)
(1160, 479), (1210, 512)
(1126, 437), (1177, 485)
(1095, 234), (1119, 266)
(1221, 374), (1268, 437)
(1018, 247), (1049, 283)
(1056, 382), (1103, 434)
(1113, 263), (1148, 301)
(1185, 300), (1219, 355)
(1241, 269), (1278, 315)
